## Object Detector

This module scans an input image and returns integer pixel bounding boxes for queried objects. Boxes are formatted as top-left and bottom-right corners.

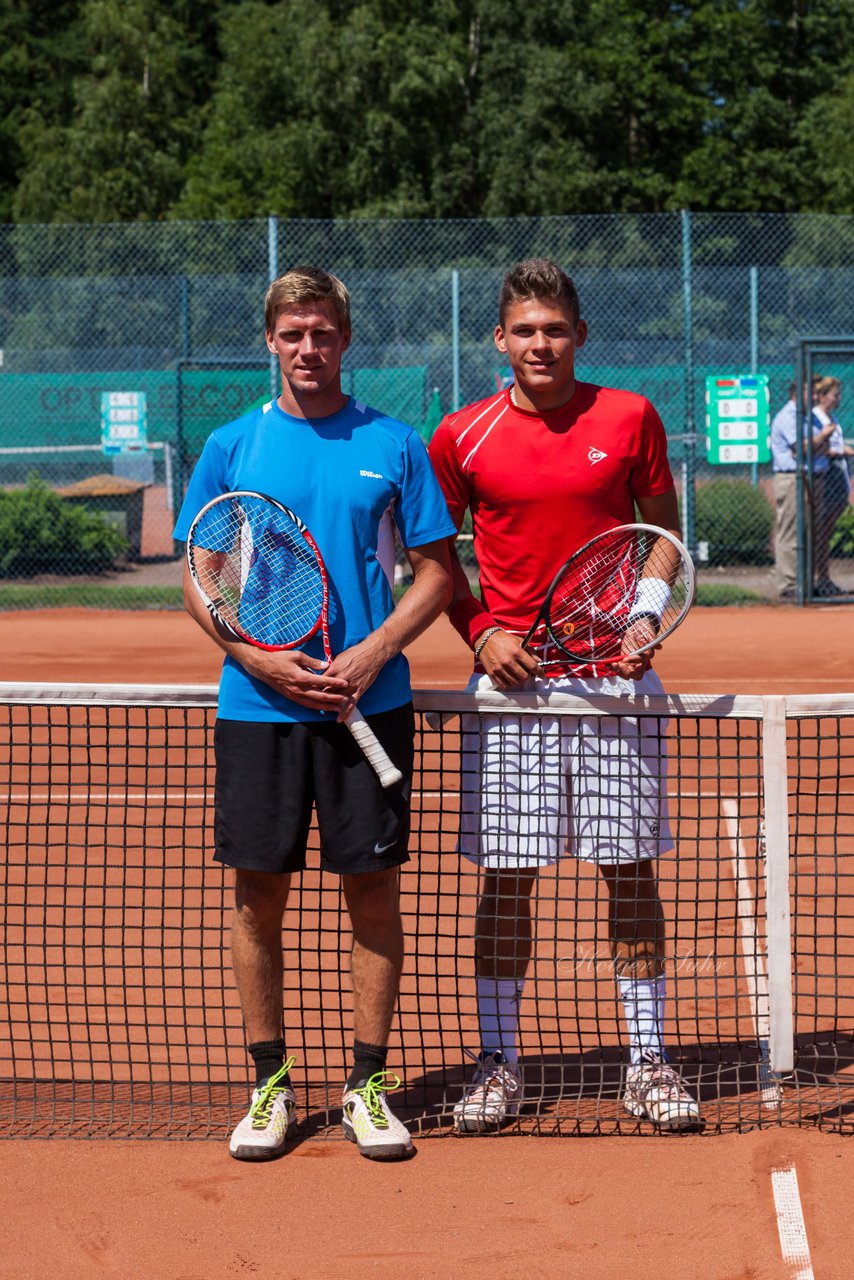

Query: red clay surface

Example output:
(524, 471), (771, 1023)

(3, 601), (854, 691)
(1, 602), (854, 1279)
(0, 1128), (850, 1280)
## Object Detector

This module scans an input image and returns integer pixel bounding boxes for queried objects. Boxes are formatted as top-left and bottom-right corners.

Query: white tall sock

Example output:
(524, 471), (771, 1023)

(476, 976), (525, 1063)
(617, 975), (666, 1066)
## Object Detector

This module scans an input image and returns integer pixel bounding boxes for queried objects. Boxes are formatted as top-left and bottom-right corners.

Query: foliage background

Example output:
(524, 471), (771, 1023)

(2, 1), (853, 225)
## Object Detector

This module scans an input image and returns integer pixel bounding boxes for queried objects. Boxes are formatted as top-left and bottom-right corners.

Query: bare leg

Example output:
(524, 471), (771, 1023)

(231, 868), (291, 1043)
(601, 860), (701, 1127)
(342, 867), (404, 1047)
(454, 869), (533, 1130)
(475, 870), (538, 979)
(598, 859), (665, 979)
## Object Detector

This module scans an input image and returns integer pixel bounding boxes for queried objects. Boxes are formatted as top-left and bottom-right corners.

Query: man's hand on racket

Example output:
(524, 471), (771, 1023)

(323, 635), (389, 722)
(238, 646), (354, 712)
(477, 629), (544, 689)
(611, 618), (661, 681)
(185, 491), (423, 789)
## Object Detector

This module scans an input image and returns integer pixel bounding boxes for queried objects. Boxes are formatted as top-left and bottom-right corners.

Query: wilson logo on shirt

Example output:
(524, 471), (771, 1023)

(360, 469), (384, 479)
(588, 447), (607, 464)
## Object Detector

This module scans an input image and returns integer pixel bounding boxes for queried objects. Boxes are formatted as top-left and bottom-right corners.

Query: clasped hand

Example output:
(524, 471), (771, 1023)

(243, 637), (387, 719)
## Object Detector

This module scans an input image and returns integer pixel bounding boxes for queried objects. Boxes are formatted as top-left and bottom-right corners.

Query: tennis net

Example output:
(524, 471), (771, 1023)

(1, 682), (852, 1140)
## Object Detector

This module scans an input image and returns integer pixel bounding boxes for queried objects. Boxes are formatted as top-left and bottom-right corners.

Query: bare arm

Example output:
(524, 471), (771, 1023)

(323, 538), (452, 720)
(636, 486), (682, 539)
(446, 540), (543, 690)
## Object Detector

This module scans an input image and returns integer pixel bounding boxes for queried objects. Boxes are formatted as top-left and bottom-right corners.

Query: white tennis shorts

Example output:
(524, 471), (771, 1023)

(459, 670), (674, 869)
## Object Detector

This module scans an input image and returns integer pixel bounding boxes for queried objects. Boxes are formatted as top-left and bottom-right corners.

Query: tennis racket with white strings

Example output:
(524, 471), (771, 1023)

(520, 522), (695, 669)
(186, 490), (403, 788)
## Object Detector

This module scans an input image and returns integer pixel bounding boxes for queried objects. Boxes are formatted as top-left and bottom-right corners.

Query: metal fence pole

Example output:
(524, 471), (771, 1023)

(180, 276), (190, 360)
(451, 268), (461, 412)
(795, 340), (807, 604)
(681, 210), (696, 554)
(750, 265), (759, 487)
(174, 276), (191, 515)
(268, 215), (279, 399)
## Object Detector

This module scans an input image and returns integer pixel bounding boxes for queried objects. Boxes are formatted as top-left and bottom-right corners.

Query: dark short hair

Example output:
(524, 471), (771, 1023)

(498, 258), (581, 326)
(264, 265), (351, 335)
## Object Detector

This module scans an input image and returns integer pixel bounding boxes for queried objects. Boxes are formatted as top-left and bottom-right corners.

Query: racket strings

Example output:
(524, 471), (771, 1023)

(190, 497), (325, 647)
(545, 529), (687, 663)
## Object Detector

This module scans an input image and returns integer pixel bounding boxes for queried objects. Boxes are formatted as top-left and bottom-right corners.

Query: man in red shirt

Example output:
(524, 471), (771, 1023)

(429, 258), (701, 1133)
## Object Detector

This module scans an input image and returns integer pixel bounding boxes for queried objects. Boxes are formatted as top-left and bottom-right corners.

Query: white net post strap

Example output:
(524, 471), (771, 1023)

(762, 696), (795, 1075)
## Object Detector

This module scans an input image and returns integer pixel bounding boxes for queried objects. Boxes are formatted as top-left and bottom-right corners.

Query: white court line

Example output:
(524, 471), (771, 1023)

(722, 797), (782, 1109)
(771, 1164), (815, 1280)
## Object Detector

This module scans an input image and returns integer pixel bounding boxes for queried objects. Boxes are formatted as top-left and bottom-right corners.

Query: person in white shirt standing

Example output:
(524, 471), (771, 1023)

(811, 376), (854, 596)
(770, 381), (836, 598)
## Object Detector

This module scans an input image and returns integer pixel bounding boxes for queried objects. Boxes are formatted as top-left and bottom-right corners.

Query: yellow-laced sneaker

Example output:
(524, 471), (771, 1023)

(228, 1057), (298, 1161)
(341, 1070), (414, 1161)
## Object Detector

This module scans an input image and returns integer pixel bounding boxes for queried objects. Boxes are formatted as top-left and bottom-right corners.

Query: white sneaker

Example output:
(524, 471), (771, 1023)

(341, 1070), (414, 1161)
(228, 1058), (298, 1160)
(453, 1050), (523, 1133)
(623, 1051), (703, 1131)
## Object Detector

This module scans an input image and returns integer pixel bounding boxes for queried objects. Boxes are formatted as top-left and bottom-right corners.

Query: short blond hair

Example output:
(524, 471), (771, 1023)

(264, 266), (351, 335)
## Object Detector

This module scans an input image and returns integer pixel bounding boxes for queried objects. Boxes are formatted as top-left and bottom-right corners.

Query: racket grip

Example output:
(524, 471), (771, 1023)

(344, 706), (403, 788)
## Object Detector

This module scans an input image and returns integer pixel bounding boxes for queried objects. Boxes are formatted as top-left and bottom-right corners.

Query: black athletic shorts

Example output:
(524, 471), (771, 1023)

(213, 703), (414, 875)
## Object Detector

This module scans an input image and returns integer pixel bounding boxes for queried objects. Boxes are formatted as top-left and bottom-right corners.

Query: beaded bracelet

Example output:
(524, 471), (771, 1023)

(473, 626), (503, 659)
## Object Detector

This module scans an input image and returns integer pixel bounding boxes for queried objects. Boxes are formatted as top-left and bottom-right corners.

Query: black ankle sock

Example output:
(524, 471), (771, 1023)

(347, 1039), (388, 1090)
(248, 1038), (286, 1087)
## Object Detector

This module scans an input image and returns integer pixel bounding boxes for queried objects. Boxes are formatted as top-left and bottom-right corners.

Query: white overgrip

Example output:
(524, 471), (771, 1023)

(344, 706), (403, 788)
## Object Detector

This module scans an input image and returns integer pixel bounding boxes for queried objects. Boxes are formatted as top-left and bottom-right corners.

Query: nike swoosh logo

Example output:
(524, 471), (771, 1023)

(374, 839), (397, 854)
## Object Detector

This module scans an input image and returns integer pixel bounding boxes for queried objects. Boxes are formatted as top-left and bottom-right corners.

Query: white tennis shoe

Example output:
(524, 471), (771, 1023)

(341, 1070), (414, 1161)
(454, 1049), (524, 1133)
(623, 1051), (703, 1131)
(228, 1058), (298, 1160)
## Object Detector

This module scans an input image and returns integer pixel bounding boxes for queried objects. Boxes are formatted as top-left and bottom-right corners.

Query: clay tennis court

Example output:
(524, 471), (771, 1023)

(1, 604), (853, 1278)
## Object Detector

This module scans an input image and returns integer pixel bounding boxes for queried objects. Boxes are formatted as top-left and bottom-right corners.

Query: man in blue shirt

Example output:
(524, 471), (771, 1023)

(771, 381), (836, 597)
(173, 266), (454, 1162)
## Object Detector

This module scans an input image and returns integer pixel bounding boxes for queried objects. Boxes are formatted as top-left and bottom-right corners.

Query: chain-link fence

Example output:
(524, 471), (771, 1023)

(1, 212), (853, 609)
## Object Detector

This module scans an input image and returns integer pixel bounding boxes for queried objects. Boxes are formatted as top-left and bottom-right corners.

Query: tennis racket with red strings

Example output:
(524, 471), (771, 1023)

(520, 522), (695, 669)
(186, 490), (403, 788)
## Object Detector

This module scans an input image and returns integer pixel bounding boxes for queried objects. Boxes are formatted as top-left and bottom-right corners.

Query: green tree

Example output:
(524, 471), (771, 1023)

(0, 1), (85, 222)
(797, 72), (854, 211)
(12, 0), (223, 222)
(5, 0), (854, 221)
(174, 0), (475, 219)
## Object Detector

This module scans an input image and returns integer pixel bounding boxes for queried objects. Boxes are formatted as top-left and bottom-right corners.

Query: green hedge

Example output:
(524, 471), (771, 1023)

(830, 504), (854, 558)
(694, 479), (774, 566)
(0, 475), (127, 577)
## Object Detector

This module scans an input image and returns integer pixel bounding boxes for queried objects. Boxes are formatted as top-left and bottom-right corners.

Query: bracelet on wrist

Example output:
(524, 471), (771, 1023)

(474, 626), (503, 659)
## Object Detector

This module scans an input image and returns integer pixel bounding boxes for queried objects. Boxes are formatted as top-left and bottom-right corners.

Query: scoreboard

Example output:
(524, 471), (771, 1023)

(704, 374), (770, 465)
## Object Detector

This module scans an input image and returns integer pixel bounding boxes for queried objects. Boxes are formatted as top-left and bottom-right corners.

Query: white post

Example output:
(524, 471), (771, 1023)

(762, 696), (795, 1073)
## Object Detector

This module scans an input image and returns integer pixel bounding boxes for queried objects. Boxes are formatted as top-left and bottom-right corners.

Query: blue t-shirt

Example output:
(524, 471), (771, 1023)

(173, 397), (456, 722)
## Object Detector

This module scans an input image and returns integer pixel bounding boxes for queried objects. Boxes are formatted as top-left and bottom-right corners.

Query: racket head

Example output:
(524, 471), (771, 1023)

(539, 523), (695, 666)
(186, 490), (327, 651)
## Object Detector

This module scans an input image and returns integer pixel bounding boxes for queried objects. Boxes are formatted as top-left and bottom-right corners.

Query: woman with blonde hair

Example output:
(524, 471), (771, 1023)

(812, 376), (853, 596)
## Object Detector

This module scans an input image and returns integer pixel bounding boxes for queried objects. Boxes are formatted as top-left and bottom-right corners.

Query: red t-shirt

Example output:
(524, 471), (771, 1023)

(428, 383), (674, 651)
